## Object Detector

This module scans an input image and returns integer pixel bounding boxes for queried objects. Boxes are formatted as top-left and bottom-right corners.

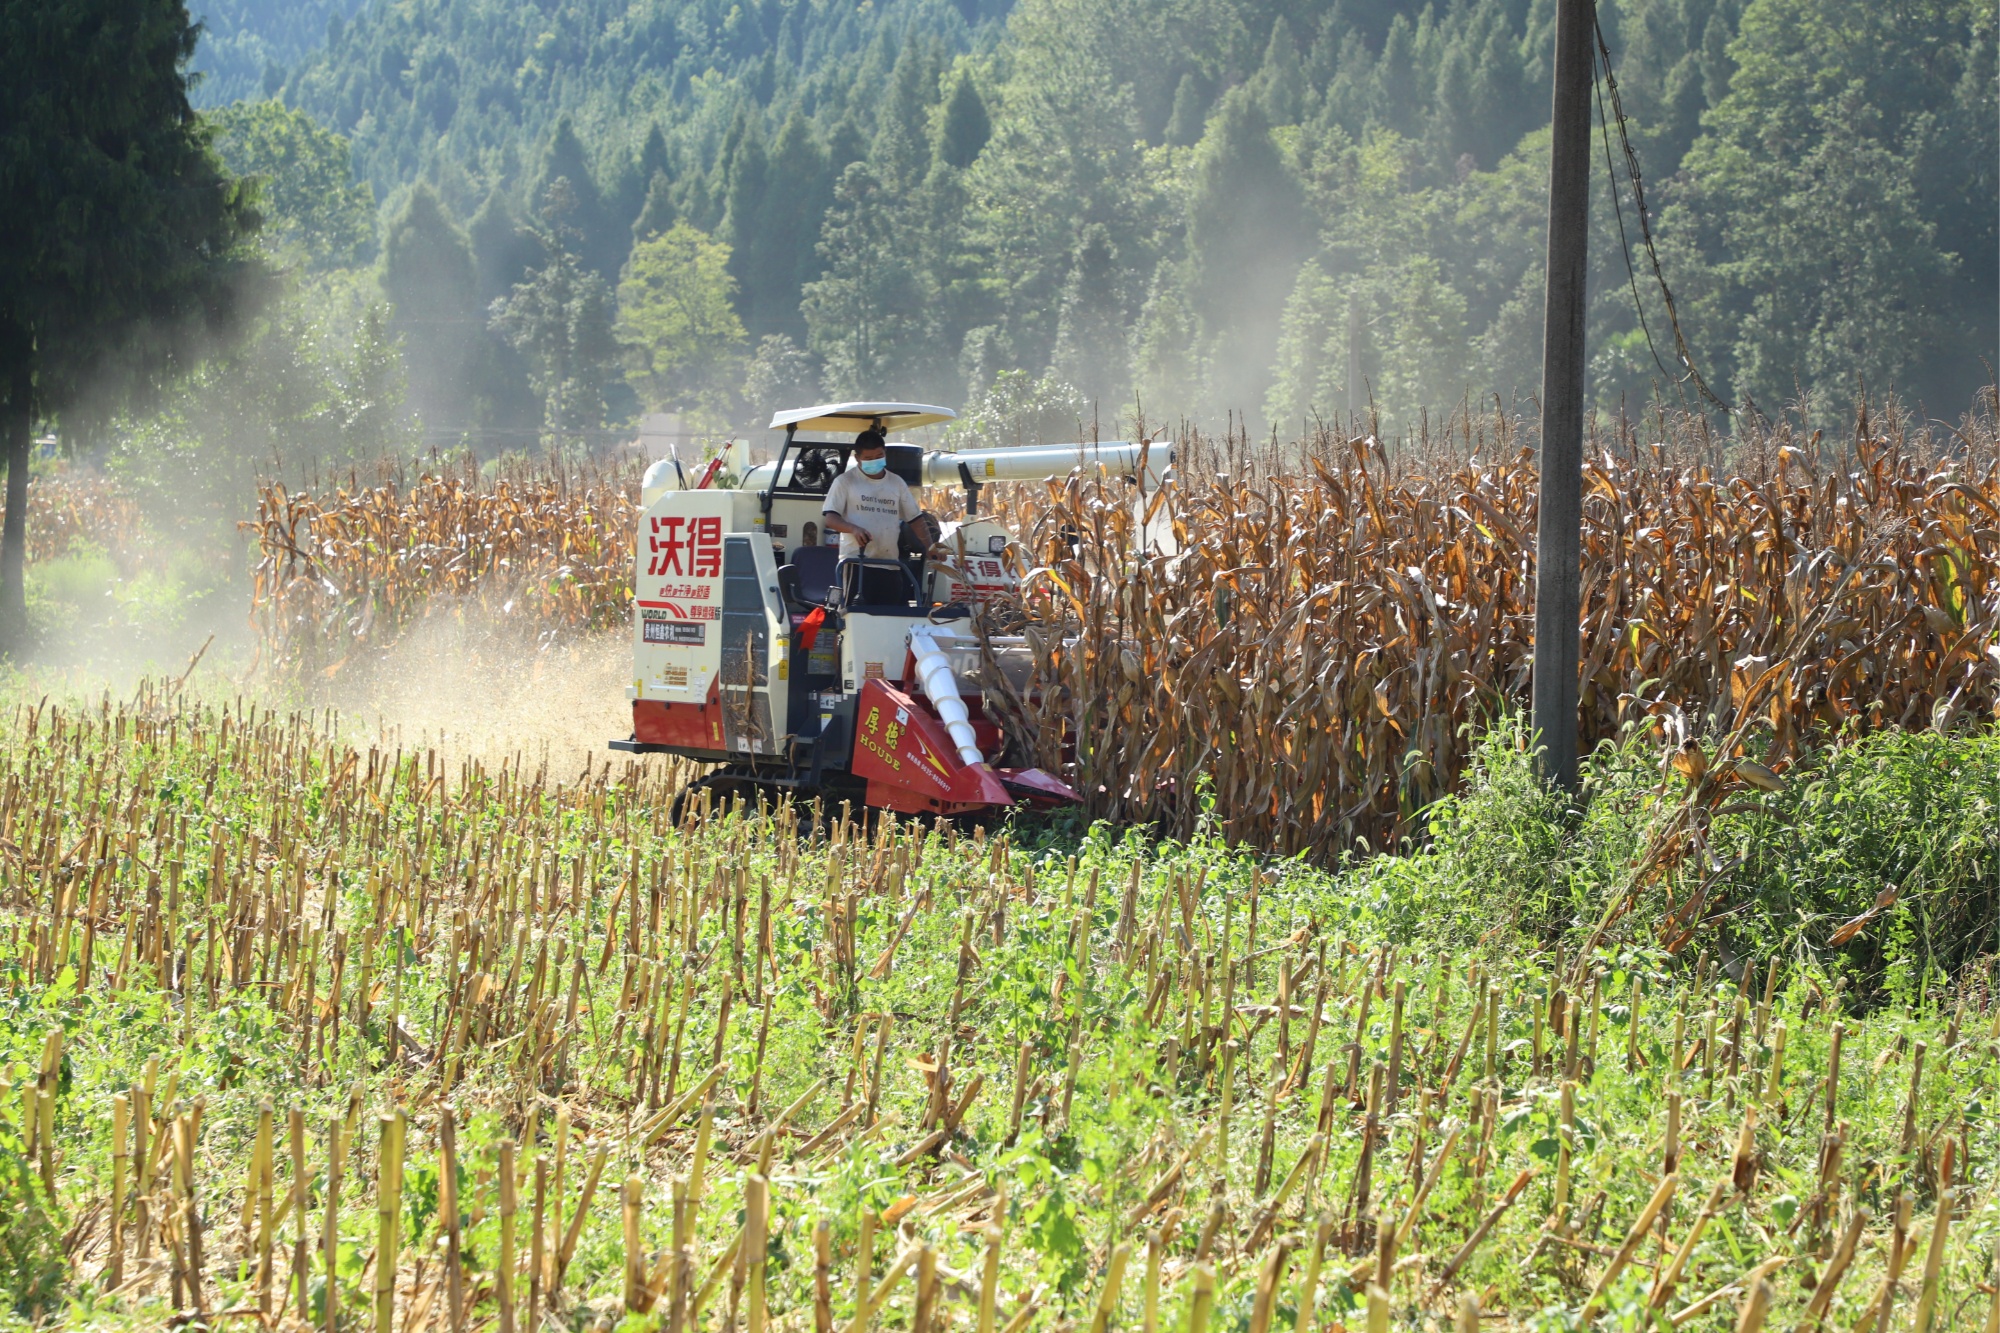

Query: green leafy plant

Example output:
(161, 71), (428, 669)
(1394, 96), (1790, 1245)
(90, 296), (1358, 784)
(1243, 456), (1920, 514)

(0, 1121), (64, 1319)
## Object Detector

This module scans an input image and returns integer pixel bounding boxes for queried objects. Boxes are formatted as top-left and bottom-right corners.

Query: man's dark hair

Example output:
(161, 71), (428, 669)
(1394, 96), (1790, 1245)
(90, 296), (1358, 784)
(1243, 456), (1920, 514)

(854, 427), (887, 452)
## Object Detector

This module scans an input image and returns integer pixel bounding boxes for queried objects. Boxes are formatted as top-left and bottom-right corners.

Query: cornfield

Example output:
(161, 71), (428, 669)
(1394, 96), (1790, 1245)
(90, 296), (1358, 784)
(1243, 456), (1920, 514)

(247, 455), (641, 677)
(2, 685), (1997, 1329)
(246, 405), (2000, 859)
(24, 469), (143, 566)
(988, 409), (2000, 855)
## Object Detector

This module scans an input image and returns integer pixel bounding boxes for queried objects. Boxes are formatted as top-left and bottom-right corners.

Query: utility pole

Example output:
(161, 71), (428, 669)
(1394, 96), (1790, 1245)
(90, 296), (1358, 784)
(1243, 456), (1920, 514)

(1531, 0), (1595, 793)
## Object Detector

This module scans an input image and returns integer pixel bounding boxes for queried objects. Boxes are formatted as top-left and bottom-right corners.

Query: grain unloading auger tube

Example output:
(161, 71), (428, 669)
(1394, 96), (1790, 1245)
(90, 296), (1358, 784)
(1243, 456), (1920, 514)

(611, 401), (1170, 815)
(908, 626), (985, 766)
(845, 623), (1079, 816)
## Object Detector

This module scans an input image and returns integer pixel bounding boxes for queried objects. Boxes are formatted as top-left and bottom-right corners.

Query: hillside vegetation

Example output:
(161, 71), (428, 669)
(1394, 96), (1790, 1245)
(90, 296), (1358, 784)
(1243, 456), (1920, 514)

(191, 0), (1992, 448)
(186, 0), (368, 105)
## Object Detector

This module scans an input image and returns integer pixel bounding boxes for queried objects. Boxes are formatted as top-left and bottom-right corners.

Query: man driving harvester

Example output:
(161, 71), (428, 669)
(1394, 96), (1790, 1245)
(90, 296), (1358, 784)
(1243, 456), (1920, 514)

(820, 427), (927, 605)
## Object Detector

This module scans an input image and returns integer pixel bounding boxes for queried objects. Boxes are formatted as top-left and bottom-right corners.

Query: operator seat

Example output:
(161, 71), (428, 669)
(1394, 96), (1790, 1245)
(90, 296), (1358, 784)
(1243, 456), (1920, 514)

(788, 544), (839, 607)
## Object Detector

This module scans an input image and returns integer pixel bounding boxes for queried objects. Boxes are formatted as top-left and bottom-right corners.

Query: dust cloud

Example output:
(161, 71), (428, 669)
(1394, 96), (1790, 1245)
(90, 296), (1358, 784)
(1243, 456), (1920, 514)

(314, 609), (643, 774)
(7, 598), (687, 793)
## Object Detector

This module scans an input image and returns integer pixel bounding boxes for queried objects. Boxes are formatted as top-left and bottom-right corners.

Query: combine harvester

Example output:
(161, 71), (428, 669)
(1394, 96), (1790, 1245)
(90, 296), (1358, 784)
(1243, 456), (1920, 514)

(610, 402), (1170, 817)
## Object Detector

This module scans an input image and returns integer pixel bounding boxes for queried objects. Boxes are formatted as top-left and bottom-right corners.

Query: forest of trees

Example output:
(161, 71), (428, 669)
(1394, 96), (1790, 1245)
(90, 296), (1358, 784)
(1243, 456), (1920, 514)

(165, 0), (2000, 450)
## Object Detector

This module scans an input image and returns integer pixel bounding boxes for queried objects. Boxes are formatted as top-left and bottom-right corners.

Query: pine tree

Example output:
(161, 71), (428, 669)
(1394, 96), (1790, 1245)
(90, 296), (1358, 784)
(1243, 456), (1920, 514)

(919, 154), (982, 389)
(529, 114), (617, 279)
(1369, 16), (1423, 139)
(1165, 74), (1208, 147)
(1266, 260), (1350, 430)
(633, 172), (680, 243)
(383, 184), (482, 445)
(1617, 0), (1736, 173)
(937, 71), (992, 169)
(1186, 88), (1311, 418)
(873, 40), (942, 190)
(801, 162), (941, 397)
(751, 113), (832, 341)
(1330, 0), (1415, 50)
(1130, 265), (1199, 421)
(612, 123), (673, 239)
(961, 0), (1154, 383)
(1433, 2), (1530, 172)
(1317, 29), (1377, 137)
(721, 107), (771, 328)
(827, 116), (870, 176)
(1254, 21), (1305, 127)
(470, 189), (539, 305)
(1668, 0), (1978, 408)
(489, 202), (624, 449)
(0, 0), (262, 652)
(1049, 224), (1131, 408)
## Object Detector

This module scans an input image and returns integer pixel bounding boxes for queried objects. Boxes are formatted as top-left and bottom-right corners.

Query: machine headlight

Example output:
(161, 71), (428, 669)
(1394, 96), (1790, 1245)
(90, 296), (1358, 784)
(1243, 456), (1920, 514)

(988, 535), (1007, 554)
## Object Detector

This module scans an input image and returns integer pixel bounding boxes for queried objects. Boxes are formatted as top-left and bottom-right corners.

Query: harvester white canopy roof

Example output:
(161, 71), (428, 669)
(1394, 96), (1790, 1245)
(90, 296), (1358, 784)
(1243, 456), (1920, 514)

(767, 402), (957, 433)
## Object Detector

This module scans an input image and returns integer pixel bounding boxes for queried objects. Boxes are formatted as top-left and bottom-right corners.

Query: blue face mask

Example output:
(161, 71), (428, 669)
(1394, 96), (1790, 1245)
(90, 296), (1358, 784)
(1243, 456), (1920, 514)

(859, 456), (888, 477)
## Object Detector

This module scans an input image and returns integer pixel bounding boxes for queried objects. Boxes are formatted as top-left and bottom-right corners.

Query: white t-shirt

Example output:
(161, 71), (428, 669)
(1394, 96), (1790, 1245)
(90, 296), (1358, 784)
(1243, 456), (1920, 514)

(822, 469), (919, 560)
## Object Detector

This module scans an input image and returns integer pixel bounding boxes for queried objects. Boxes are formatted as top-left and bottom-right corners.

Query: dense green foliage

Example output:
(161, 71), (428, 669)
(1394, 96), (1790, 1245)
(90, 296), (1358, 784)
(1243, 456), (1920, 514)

(14, 0), (1989, 467)
(117, 283), (414, 533)
(1703, 729), (2000, 1008)
(620, 223), (750, 426)
(97, 97), (408, 539)
(208, 99), (377, 268)
(488, 189), (627, 447)
(191, 0), (1992, 446)
(1665, 0), (1997, 413)
(0, 0), (263, 393)
(1365, 723), (2000, 1002)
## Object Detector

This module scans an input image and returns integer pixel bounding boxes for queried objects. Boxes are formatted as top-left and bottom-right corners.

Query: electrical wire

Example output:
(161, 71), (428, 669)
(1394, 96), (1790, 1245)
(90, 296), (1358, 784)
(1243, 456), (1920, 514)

(1592, 13), (1731, 415)
(1594, 59), (1688, 409)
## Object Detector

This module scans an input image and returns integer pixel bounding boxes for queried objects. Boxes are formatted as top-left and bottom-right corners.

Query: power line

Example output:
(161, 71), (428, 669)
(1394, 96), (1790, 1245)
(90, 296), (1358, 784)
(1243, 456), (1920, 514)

(1594, 61), (1686, 408)
(1592, 14), (1731, 416)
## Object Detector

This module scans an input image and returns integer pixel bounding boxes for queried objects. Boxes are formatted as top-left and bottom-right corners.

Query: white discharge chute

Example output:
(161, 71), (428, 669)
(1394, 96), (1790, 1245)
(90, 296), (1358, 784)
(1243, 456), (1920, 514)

(907, 627), (985, 767)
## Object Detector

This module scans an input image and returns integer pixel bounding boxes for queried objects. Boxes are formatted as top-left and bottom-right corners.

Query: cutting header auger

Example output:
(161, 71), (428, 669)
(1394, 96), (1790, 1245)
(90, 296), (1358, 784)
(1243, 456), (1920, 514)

(610, 401), (1171, 818)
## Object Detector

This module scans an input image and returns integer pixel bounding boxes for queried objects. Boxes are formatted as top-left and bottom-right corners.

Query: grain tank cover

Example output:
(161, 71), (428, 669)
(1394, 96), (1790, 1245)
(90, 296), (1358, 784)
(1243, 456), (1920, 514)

(767, 402), (957, 433)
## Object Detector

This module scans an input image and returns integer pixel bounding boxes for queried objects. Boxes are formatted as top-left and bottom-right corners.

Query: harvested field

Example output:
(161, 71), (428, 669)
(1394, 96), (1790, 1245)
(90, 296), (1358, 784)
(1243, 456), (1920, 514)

(0, 687), (1994, 1330)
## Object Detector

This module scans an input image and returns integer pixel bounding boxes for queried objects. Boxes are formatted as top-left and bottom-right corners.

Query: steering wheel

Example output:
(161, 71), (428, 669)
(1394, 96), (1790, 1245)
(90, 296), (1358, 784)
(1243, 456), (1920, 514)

(791, 448), (835, 490)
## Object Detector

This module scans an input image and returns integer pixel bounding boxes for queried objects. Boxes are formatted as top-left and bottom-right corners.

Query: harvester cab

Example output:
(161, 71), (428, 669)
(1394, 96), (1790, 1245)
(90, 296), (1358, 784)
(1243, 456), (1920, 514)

(609, 401), (1171, 817)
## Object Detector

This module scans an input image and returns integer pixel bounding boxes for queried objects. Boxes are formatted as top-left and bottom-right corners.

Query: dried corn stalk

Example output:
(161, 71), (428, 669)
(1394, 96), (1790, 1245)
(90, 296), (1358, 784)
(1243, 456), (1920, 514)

(247, 454), (641, 679)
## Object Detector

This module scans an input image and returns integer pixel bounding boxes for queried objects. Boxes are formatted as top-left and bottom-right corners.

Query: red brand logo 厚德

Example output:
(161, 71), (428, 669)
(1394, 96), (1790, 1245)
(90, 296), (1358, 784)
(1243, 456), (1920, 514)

(648, 516), (723, 579)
